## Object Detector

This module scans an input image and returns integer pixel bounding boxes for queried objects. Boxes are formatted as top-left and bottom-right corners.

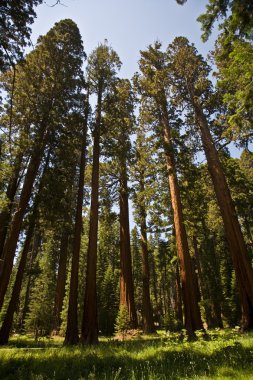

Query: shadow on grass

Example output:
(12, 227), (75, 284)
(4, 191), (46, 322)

(0, 337), (253, 379)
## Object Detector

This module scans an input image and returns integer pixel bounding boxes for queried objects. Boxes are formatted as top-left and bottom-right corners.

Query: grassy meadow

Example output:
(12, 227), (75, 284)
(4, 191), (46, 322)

(0, 329), (253, 379)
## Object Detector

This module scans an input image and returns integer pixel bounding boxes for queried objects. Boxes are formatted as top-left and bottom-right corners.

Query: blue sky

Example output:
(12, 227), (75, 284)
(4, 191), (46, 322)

(31, 0), (245, 161)
(31, 0), (216, 79)
(30, 1), (243, 226)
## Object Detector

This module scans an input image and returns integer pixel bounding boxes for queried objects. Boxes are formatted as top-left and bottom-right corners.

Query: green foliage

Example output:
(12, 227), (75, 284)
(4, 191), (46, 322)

(25, 233), (57, 339)
(98, 265), (119, 336)
(197, 0), (253, 41)
(161, 310), (183, 332)
(0, 0), (43, 70)
(215, 38), (253, 147)
(115, 305), (131, 337)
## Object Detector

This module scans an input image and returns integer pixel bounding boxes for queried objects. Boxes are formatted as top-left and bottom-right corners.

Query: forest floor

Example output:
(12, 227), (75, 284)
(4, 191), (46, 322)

(0, 329), (253, 379)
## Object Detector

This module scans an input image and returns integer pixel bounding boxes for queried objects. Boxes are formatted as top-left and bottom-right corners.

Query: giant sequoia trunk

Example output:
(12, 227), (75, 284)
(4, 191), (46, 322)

(193, 100), (253, 330)
(0, 151), (49, 343)
(119, 161), (138, 329)
(0, 215), (36, 345)
(0, 133), (48, 311)
(19, 234), (40, 331)
(0, 153), (23, 260)
(160, 104), (203, 336)
(80, 93), (101, 345)
(65, 105), (88, 345)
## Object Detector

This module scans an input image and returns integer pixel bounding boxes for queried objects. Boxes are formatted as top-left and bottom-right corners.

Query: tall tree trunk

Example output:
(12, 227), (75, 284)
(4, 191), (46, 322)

(119, 161), (138, 329)
(81, 92), (101, 345)
(140, 206), (155, 333)
(193, 100), (253, 330)
(160, 105), (203, 336)
(0, 149), (50, 342)
(54, 232), (69, 333)
(65, 101), (88, 345)
(0, 153), (23, 259)
(0, 135), (48, 311)
(0, 214), (36, 345)
(19, 234), (40, 331)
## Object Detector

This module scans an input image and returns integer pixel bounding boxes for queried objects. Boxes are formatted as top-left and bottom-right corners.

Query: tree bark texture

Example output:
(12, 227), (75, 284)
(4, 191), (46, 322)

(80, 93), (101, 345)
(119, 161), (138, 329)
(0, 153), (23, 260)
(65, 106), (88, 345)
(19, 234), (40, 331)
(193, 100), (253, 330)
(0, 135), (48, 311)
(161, 105), (203, 336)
(0, 216), (35, 345)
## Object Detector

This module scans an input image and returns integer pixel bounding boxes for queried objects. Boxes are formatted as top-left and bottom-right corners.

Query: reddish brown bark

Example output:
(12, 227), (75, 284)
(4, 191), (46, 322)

(0, 154), (23, 260)
(119, 162), (138, 329)
(54, 232), (69, 333)
(80, 93), (101, 345)
(65, 105), (88, 345)
(0, 137), (47, 311)
(193, 100), (253, 330)
(0, 150), (49, 341)
(19, 234), (40, 331)
(161, 106), (203, 336)
(0, 215), (35, 345)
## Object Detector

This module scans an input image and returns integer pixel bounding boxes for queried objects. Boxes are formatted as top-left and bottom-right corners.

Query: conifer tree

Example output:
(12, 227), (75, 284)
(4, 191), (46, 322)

(0, 0), (43, 70)
(81, 43), (121, 344)
(167, 36), (253, 329)
(97, 183), (119, 335)
(0, 19), (85, 311)
(64, 93), (89, 345)
(132, 126), (156, 333)
(136, 42), (203, 337)
(103, 78), (138, 329)
(25, 232), (57, 339)
(0, 150), (50, 345)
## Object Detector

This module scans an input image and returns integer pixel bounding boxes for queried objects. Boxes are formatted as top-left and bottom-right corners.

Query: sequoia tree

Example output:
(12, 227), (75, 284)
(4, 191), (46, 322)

(103, 79), (138, 329)
(137, 43), (203, 337)
(167, 36), (253, 329)
(81, 43), (121, 345)
(0, 19), (85, 311)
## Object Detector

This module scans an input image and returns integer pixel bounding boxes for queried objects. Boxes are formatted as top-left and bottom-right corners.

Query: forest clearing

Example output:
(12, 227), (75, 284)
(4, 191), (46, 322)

(0, 0), (253, 379)
(1, 330), (253, 379)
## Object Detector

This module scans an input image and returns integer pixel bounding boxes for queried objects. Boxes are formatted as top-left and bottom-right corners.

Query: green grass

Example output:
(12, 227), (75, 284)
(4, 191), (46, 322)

(0, 329), (253, 379)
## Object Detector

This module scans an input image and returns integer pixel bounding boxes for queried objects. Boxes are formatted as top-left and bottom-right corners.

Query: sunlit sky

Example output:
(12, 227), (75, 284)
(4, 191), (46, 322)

(31, 0), (216, 79)
(31, 0), (245, 162)
(30, 1), (243, 225)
